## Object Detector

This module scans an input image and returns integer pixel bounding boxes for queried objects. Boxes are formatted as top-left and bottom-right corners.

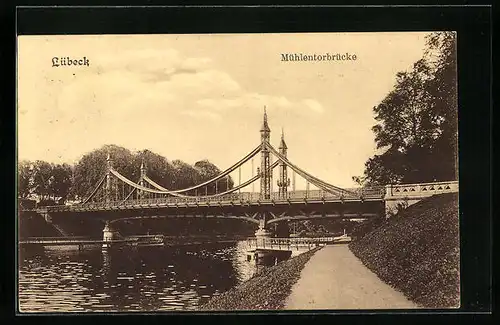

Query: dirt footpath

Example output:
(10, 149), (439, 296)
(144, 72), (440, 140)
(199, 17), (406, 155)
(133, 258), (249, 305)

(284, 245), (419, 310)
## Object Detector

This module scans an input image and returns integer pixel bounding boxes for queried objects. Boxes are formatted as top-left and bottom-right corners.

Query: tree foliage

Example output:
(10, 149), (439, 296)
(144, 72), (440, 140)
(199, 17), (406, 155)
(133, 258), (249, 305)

(72, 145), (135, 199)
(19, 144), (233, 202)
(171, 159), (201, 191)
(18, 160), (73, 201)
(49, 164), (73, 200)
(18, 160), (32, 198)
(133, 150), (176, 189)
(194, 160), (234, 195)
(359, 32), (458, 185)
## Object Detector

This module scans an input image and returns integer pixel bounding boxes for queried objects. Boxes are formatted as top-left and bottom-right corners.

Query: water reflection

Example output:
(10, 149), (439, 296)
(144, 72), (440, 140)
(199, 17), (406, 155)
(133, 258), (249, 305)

(19, 241), (261, 312)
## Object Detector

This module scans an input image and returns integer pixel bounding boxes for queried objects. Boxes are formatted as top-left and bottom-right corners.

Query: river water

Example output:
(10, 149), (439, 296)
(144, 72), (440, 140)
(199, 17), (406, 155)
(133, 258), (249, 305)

(18, 240), (270, 312)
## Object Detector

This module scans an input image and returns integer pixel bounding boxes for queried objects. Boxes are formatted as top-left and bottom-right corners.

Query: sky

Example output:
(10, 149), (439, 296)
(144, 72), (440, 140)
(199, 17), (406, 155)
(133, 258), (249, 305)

(17, 32), (430, 189)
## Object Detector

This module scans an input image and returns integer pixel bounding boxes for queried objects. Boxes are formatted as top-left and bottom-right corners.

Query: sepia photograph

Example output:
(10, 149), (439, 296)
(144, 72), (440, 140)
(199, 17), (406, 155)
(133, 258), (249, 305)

(17, 31), (459, 312)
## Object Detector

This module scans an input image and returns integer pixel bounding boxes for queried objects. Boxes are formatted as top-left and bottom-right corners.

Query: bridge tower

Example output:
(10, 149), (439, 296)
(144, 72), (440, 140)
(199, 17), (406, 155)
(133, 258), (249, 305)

(260, 107), (271, 200)
(105, 153), (113, 203)
(139, 159), (146, 199)
(140, 159), (146, 181)
(255, 108), (273, 242)
(277, 128), (290, 199)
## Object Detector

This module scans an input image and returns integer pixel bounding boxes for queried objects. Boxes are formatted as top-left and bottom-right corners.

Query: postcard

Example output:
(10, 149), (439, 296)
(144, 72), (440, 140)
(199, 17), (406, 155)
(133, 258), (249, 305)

(17, 32), (459, 312)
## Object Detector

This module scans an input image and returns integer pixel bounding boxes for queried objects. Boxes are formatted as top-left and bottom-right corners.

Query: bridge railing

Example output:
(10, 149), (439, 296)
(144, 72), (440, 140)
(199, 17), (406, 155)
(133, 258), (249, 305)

(246, 236), (337, 250)
(247, 237), (336, 245)
(23, 236), (89, 241)
(44, 187), (387, 211)
(360, 186), (386, 197)
(41, 182), (458, 212)
(385, 181), (458, 198)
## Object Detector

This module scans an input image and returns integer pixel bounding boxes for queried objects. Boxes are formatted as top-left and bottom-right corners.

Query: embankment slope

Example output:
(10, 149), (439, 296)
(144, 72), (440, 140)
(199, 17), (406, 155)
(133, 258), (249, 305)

(349, 193), (459, 308)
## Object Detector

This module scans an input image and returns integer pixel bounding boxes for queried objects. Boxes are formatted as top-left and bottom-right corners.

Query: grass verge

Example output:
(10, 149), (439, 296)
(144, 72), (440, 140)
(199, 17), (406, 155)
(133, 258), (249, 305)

(349, 193), (460, 308)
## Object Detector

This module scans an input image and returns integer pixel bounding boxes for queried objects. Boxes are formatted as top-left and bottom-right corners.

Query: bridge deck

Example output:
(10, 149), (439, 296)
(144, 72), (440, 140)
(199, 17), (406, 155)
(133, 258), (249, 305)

(39, 191), (385, 213)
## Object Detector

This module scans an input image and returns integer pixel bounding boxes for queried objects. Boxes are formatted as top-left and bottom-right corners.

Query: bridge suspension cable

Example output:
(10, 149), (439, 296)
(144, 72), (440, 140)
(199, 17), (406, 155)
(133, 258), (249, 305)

(120, 172), (146, 203)
(142, 145), (261, 193)
(105, 160), (280, 200)
(251, 157), (255, 192)
(81, 173), (108, 204)
(265, 142), (358, 196)
(238, 166), (241, 193)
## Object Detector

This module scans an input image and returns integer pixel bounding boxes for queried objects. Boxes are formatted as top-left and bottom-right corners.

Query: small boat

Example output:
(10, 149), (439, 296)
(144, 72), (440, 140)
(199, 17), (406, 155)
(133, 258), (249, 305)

(125, 235), (165, 247)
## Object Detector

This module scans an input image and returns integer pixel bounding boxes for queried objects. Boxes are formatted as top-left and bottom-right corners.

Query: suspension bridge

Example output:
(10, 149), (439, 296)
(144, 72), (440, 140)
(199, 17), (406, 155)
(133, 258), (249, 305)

(29, 109), (458, 242)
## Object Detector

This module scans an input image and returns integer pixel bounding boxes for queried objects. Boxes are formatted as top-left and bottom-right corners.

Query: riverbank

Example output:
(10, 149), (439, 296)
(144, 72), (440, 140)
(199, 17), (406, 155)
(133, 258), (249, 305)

(349, 193), (459, 308)
(199, 247), (321, 311)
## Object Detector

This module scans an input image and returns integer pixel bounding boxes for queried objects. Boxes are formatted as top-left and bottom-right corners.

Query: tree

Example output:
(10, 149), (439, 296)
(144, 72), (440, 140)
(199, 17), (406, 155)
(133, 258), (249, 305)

(48, 163), (72, 202)
(224, 175), (235, 192)
(358, 32), (458, 185)
(133, 149), (176, 188)
(363, 149), (405, 185)
(372, 59), (434, 153)
(424, 32), (458, 181)
(31, 160), (53, 200)
(194, 160), (234, 194)
(72, 145), (135, 200)
(194, 160), (221, 179)
(171, 160), (200, 191)
(18, 160), (33, 198)
(21, 144), (232, 202)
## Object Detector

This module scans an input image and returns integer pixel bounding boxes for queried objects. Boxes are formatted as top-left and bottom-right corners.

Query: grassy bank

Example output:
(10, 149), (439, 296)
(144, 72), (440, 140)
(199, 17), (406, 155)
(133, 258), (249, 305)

(199, 248), (321, 311)
(349, 193), (459, 308)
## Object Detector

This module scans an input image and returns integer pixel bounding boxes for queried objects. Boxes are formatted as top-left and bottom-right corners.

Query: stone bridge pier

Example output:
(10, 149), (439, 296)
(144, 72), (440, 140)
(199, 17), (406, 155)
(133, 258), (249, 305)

(34, 211), (125, 247)
(102, 221), (123, 249)
(255, 214), (273, 245)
